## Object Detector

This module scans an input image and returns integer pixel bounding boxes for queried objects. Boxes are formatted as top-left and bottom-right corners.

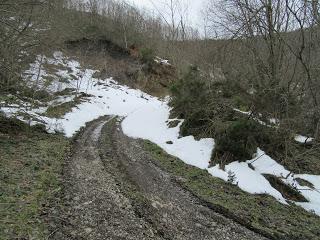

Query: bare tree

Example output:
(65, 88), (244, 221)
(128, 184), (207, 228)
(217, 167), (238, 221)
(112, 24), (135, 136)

(148, 0), (190, 41)
(0, 1), (42, 94)
(206, 0), (320, 139)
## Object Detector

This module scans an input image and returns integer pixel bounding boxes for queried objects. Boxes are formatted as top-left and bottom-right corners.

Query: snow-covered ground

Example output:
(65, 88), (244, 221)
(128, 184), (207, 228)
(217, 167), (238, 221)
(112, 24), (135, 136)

(209, 149), (320, 215)
(1, 52), (319, 216)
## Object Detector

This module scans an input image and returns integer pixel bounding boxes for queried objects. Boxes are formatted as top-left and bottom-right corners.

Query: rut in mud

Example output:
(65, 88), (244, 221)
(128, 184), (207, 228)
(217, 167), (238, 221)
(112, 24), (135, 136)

(52, 116), (268, 240)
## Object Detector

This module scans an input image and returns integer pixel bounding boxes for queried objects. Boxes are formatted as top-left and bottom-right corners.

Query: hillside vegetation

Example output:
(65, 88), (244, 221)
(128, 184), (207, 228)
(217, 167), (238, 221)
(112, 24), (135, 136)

(1, 0), (320, 239)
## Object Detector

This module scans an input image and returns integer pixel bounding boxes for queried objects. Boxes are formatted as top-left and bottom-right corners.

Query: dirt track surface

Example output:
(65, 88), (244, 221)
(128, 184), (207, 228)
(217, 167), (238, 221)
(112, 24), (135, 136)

(53, 117), (268, 240)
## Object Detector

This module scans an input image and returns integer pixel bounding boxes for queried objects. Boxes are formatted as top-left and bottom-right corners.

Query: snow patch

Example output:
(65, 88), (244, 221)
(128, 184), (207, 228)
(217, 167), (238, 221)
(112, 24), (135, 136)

(154, 56), (171, 65)
(122, 105), (214, 169)
(295, 135), (313, 143)
(226, 161), (287, 204)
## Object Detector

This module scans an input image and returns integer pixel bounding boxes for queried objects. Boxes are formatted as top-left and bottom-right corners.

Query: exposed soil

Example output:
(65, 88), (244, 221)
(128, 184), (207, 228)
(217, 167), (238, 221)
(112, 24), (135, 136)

(65, 38), (132, 60)
(52, 116), (268, 240)
(65, 38), (176, 97)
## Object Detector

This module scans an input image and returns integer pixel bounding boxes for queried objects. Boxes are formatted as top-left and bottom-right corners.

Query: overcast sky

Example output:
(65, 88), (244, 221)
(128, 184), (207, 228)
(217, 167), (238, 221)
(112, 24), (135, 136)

(125, 0), (208, 32)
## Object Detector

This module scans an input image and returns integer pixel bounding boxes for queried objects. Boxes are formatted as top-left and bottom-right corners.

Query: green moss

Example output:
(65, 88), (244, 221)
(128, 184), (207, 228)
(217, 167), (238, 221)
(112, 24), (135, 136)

(0, 119), (69, 239)
(143, 140), (320, 240)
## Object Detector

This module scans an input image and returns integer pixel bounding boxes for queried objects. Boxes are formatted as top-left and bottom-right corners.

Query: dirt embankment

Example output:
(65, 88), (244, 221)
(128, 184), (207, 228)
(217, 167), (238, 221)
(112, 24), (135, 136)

(52, 117), (267, 240)
(65, 38), (176, 97)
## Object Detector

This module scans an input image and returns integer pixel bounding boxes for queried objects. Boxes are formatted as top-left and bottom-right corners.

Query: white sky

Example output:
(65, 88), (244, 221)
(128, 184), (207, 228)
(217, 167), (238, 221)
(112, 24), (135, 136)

(126, 0), (207, 32)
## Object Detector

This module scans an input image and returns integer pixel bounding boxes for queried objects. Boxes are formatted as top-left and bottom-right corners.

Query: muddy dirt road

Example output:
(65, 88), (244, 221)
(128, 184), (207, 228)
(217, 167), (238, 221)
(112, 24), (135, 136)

(53, 117), (267, 240)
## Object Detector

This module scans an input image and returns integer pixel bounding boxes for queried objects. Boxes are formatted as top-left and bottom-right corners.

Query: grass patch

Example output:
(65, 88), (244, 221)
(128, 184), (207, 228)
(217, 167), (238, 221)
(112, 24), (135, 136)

(54, 88), (76, 96)
(45, 94), (90, 118)
(45, 101), (78, 118)
(0, 118), (69, 239)
(264, 174), (308, 202)
(295, 178), (314, 189)
(143, 140), (320, 240)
